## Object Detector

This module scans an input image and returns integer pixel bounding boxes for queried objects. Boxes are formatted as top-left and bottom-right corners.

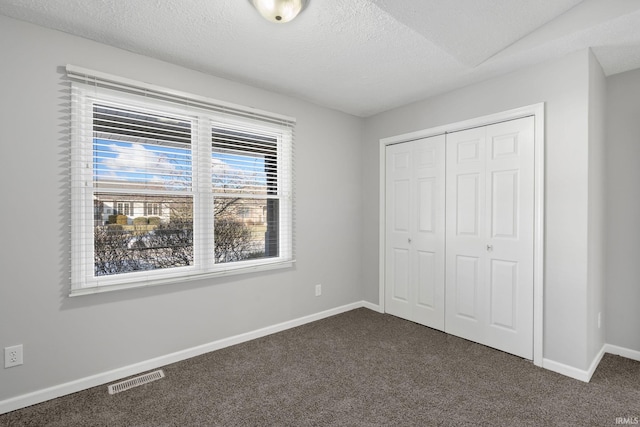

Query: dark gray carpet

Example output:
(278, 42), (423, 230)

(2, 308), (639, 426)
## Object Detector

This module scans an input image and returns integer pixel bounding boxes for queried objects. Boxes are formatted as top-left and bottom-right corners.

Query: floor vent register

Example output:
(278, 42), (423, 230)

(107, 369), (165, 395)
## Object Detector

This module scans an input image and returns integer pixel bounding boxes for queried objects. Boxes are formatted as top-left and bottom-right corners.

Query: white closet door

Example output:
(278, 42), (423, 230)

(445, 117), (534, 359)
(385, 141), (413, 321)
(385, 135), (445, 330)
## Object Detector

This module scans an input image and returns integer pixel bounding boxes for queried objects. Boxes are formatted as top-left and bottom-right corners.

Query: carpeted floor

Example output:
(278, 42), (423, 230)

(1, 308), (639, 426)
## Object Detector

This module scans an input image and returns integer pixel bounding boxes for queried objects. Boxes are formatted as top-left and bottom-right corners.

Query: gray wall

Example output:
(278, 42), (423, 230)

(0, 15), (363, 401)
(605, 68), (640, 353)
(587, 51), (607, 364)
(362, 50), (597, 370)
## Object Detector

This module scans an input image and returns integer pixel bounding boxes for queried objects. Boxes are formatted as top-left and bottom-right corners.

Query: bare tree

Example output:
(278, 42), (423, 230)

(94, 225), (142, 276)
(214, 217), (254, 263)
(93, 153), (267, 276)
(136, 201), (194, 269)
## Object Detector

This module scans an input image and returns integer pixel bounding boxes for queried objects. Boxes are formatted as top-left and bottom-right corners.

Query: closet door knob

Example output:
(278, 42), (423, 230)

(408, 238), (412, 243)
(486, 244), (493, 252)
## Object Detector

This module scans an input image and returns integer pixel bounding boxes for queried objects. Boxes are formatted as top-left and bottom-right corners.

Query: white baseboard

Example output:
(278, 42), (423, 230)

(603, 344), (640, 362)
(362, 301), (383, 313)
(514, 344), (640, 383)
(542, 344), (611, 383)
(543, 358), (592, 383)
(0, 301), (371, 415)
(588, 346), (607, 381)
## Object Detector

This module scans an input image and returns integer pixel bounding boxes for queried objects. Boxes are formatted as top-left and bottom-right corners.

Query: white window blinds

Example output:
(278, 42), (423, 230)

(68, 65), (295, 296)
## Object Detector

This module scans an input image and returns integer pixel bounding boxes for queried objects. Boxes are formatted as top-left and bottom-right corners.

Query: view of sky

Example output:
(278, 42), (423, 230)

(93, 139), (268, 194)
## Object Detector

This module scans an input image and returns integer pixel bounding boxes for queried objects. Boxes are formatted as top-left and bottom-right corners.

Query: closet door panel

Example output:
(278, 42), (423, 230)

(412, 135), (446, 330)
(484, 117), (534, 358)
(416, 250), (436, 309)
(385, 135), (445, 331)
(445, 117), (534, 360)
(456, 173), (481, 236)
(446, 127), (487, 341)
(385, 144), (413, 321)
(454, 255), (480, 320)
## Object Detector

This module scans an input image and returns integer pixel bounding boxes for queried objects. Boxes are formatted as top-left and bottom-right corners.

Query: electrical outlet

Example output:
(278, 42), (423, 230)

(315, 284), (322, 297)
(5, 345), (23, 368)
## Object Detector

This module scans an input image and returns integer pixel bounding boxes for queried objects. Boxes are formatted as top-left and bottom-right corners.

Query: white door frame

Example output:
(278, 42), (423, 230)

(378, 103), (545, 366)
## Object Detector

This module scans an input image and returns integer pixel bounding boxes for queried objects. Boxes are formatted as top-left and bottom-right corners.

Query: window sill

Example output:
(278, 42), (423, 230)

(69, 259), (296, 297)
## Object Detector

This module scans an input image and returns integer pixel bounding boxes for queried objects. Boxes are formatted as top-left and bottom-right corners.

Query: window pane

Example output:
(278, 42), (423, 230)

(93, 193), (193, 276)
(94, 104), (192, 192)
(212, 127), (281, 265)
(214, 197), (278, 264)
(211, 151), (268, 194)
(211, 127), (277, 195)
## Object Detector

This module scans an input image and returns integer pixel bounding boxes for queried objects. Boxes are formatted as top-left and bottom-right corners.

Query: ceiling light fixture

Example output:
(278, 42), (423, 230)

(249, 0), (308, 23)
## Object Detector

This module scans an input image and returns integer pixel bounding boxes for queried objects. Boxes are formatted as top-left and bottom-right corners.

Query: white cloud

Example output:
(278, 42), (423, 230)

(103, 143), (179, 180)
(211, 156), (265, 191)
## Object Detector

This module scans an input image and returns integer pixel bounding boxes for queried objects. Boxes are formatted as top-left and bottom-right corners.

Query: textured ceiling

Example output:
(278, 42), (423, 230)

(1, 0), (639, 117)
(371, 0), (584, 67)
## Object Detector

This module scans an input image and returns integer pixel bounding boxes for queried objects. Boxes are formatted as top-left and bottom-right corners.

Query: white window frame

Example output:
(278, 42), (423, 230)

(69, 66), (295, 296)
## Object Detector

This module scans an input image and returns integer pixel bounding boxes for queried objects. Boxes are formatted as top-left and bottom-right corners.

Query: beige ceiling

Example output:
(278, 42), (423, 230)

(1, 0), (640, 117)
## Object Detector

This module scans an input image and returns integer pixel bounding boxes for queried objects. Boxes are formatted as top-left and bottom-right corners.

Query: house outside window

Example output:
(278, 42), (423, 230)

(69, 66), (295, 295)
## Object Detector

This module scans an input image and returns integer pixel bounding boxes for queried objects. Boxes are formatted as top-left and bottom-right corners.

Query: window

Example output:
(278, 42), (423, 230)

(144, 202), (162, 217)
(116, 202), (133, 217)
(69, 66), (294, 295)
